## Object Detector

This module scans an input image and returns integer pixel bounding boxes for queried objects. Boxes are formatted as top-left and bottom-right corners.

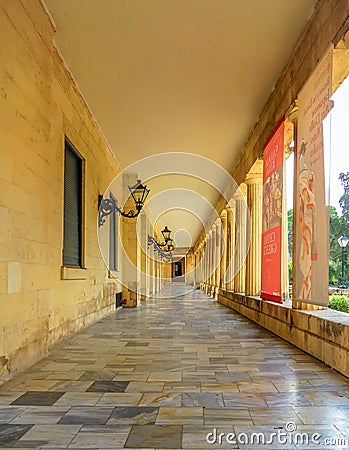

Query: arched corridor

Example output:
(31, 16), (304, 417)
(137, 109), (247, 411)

(0, 285), (348, 448)
(1, 0), (349, 447)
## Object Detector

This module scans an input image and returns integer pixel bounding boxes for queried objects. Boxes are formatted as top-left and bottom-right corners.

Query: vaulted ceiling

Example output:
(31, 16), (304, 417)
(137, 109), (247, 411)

(44, 0), (316, 248)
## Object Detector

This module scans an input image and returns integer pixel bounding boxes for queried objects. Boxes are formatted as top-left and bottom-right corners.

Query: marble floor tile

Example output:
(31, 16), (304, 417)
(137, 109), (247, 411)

(11, 391), (65, 406)
(0, 286), (347, 448)
(262, 392), (312, 407)
(272, 380), (314, 393)
(148, 372), (182, 382)
(0, 393), (26, 406)
(302, 390), (349, 405)
(59, 406), (114, 425)
(49, 381), (94, 392)
(10, 406), (69, 424)
(79, 371), (117, 381)
(237, 381), (279, 393)
(113, 373), (151, 382)
(42, 363), (78, 372)
(163, 382), (201, 393)
(222, 392), (268, 408)
(125, 424), (182, 448)
(45, 371), (87, 381)
(200, 382), (238, 393)
(0, 424), (33, 447)
(181, 393), (224, 407)
(87, 381), (130, 393)
(216, 372), (251, 383)
(139, 393), (182, 407)
(96, 393), (143, 406)
(156, 407), (203, 425)
(0, 407), (23, 423)
(249, 407), (303, 426)
(203, 408), (252, 425)
(68, 430), (129, 448)
(182, 373), (216, 382)
(10, 380), (60, 392)
(293, 406), (349, 425)
(18, 424), (81, 447)
(55, 392), (103, 407)
(126, 382), (164, 393)
(107, 406), (159, 425)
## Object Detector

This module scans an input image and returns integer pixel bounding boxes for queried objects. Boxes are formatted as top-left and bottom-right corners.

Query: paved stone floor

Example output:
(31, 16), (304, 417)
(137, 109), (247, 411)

(0, 285), (349, 449)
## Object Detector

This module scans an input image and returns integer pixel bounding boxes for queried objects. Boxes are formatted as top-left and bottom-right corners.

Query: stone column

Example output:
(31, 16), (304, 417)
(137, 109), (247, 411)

(220, 210), (227, 290)
(245, 169), (263, 297)
(121, 173), (140, 307)
(233, 184), (247, 293)
(201, 242), (205, 286)
(138, 212), (147, 301)
(153, 248), (158, 293)
(203, 237), (207, 288)
(209, 228), (215, 288)
(196, 244), (203, 288)
(204, 235), (209, 291)
(225, 202), (236, 291)
(159, 257), (163, 290)
(214, 219), (222, 297)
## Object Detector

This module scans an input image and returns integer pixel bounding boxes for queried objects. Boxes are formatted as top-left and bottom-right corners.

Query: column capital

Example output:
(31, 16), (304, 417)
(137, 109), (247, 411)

(245, 172), (263, 185)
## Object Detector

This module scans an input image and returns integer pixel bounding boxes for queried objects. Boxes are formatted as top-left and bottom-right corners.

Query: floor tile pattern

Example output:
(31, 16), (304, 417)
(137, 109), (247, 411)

(0, 285), (348, 448)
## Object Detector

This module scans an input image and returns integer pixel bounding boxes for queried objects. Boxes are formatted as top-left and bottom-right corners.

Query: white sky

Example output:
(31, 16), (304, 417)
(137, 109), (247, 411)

(286, 74), (349, 213)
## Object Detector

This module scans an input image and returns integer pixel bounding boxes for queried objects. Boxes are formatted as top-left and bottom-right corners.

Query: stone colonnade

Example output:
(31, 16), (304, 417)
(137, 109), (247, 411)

(122, 210), (171, 307)
(195, 160), (289, 301)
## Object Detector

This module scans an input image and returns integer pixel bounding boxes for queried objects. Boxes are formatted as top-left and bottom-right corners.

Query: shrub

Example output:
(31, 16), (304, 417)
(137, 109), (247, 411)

(329, 295), (349, 313)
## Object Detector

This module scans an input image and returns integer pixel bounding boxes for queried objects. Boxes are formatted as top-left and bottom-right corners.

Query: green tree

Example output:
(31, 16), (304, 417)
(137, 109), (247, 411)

(329, 206), (342, 284)
(338, 172), (349, 229)
(329, 172), (349, 285)
(287, 209), (293, 282)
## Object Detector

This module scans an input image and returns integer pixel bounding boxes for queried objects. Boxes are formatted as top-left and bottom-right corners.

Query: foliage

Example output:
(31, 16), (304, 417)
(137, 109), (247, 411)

(287, 209), (293, 282)
(288, 260), (292, 283)
(329, 206), (343, 284)
(338, 172), (349, 227)
(287, 203), (347, 286)
(329, 295), (349, 313)
(282, 172), (349, 288)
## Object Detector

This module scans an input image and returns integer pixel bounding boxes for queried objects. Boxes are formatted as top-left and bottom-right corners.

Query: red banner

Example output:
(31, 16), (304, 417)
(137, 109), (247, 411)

(261, 120), (284, 303)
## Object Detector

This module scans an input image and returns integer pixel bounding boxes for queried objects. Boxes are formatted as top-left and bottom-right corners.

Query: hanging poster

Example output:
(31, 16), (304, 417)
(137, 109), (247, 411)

(296, 48), (332, 305)
(261, 119), (284, 303)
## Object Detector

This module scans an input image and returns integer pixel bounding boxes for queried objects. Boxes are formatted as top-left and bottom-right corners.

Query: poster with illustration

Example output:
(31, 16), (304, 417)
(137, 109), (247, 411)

(261, 120), (284, 303)
(296, 47), (332, 305)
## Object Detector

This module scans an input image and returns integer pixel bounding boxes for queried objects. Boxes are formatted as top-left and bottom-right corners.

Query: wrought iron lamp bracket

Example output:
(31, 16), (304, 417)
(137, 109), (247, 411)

(98, 195), (140, 227)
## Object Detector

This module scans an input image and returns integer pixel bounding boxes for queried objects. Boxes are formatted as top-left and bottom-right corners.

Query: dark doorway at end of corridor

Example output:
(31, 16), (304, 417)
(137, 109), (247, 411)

(172, 258), (185, 279)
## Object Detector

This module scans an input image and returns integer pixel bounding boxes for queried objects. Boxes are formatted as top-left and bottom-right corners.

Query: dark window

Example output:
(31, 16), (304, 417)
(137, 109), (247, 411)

(109, 192), (118, 271)
(63, 141), (83, 267)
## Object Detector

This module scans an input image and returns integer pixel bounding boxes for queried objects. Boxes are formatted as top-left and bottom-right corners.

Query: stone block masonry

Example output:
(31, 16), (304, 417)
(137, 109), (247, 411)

(0, 0), (122, 382)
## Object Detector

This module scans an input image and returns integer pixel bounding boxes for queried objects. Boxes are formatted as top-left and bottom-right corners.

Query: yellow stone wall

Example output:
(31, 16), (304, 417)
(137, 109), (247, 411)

(0, 0), (122, 381)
